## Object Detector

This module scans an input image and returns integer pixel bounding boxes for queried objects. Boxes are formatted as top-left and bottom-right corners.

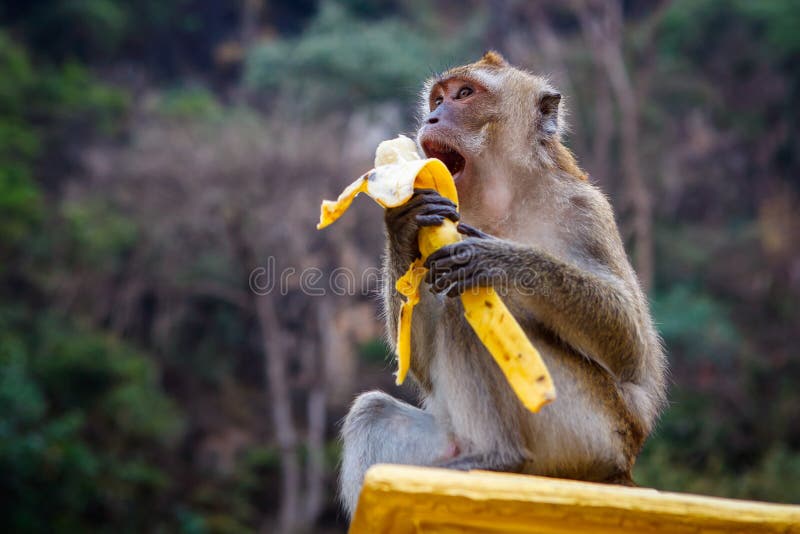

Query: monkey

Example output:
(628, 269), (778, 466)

(339, 51), (667, 518)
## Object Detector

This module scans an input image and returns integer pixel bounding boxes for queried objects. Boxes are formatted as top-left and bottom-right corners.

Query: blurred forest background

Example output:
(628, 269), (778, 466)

(1, 0), (799, 532)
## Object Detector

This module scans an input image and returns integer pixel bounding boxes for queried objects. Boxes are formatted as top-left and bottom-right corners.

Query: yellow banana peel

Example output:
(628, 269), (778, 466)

(317, 135), (556, 413)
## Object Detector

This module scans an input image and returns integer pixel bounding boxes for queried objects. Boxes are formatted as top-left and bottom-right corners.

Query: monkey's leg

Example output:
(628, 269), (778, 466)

(437, 451), (526, 473)
(339, 390), (456, 518)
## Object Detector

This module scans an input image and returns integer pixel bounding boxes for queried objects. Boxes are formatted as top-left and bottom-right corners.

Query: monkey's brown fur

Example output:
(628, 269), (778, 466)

(339, 52), (667, 518)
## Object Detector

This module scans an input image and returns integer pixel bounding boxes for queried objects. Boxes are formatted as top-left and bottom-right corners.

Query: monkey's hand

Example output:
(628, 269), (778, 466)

(385, 189), (459, 266)
(456, 222), (491, 240)
(424, 238), (508, 297)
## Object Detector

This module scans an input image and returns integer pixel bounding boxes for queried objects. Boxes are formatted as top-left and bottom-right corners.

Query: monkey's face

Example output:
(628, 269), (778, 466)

(417, 73), (500, 189)
(418, 54), (567, 220)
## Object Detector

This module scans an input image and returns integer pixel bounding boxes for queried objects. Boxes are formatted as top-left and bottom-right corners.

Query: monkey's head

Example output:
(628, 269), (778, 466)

(418, 52), (582, 220)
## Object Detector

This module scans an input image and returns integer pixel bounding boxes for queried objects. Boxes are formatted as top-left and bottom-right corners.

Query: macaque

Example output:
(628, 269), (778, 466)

(339, 51), (667, 518)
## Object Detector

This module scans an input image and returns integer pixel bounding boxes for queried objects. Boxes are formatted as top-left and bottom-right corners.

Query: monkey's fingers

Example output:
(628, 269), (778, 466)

(424, 241), (478, 272)
(416, 215), (446, 228)
(404, 189), (456, 210)
(427, 268), (454, 294)
(424, 262), (461, 289)
(421, 204), (459, 221)
(435, 270), (478, 296)
(429, 266), (501, 297)
(433, 273), (476, 297)
(424, 260), (452, 287)
(415, 205), (459, 224)
(425, 256), (465, 289)
(411, 188), (457, 207)
(386, 209), (458, 249)
(457, 223), (491, 240)
(426, 259), (473, 292)
(386, 195), (458, 224)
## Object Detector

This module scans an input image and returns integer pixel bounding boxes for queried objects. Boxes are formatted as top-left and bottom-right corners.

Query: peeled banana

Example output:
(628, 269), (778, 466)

(318, 135), (556, 413)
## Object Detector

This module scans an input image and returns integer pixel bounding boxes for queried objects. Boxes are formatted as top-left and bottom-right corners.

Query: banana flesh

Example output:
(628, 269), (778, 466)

(318, 135), (556, 412)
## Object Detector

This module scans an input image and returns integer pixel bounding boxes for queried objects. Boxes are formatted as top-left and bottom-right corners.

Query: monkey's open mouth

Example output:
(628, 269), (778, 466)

(422, 140), (466, 179)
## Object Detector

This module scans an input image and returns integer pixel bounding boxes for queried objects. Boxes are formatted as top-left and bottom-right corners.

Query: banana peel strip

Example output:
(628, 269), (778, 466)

(317, 136), (556, 412)
(395, 258), (427, 385)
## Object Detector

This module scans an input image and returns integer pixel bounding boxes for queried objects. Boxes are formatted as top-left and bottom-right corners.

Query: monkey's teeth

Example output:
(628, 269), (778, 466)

(421, 140), (466, 178)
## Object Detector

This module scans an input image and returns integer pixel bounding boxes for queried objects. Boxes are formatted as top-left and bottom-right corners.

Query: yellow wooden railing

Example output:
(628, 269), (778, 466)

(349, 465), (800, 533)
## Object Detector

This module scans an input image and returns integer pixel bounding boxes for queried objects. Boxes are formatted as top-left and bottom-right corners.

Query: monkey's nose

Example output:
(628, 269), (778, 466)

(427, 117), (439, 124)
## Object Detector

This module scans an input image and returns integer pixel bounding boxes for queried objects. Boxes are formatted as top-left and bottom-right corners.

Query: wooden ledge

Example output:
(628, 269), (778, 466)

(349, 464), (800, 533)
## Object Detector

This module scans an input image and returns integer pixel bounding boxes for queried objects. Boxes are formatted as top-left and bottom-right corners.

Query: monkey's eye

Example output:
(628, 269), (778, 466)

(433, 95), (444, 107)
(456, 86), (473, 99)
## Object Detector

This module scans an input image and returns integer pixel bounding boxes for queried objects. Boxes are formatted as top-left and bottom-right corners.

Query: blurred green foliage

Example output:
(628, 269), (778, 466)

(661, 0), (800, 61)
(357, 338), (392, 365)
(0, 33), (42, 250)
(657, 0), (800, 152)
(4, 0), (198, 64)
(0, 31), (126, 258)
(62, 199), (138, 269)
(637, 440), (800, 503)
(0, 28), (188, 532)
(245, 1), (484, 111)
(0, 305), (184, 531)
(652, 285), (740, 363)
(156, 86), (224, 121)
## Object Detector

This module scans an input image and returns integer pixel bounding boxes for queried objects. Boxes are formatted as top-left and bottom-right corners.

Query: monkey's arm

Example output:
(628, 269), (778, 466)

(382, 190), (461, 351)
(381, 241), (408, 353)
(425, 238), (648, 383)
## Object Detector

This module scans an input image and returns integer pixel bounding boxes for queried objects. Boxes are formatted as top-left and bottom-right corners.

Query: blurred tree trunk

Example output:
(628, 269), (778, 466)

(304, 297), (332, 521)
(485, 0), (514, 53)
(525, 2), (589, 162)
(241, 0), (261, 47)
(237, 0), (263, 102)
(571, 0), (654, 291)
(226, 214), (305, 533)
(254, 295), (302, 533)
(590, 69), (614, 188)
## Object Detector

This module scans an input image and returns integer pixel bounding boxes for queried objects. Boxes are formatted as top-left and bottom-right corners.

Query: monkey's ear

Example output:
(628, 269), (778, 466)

(538, 91), (561, 137)
(480, 50), (508, 67)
